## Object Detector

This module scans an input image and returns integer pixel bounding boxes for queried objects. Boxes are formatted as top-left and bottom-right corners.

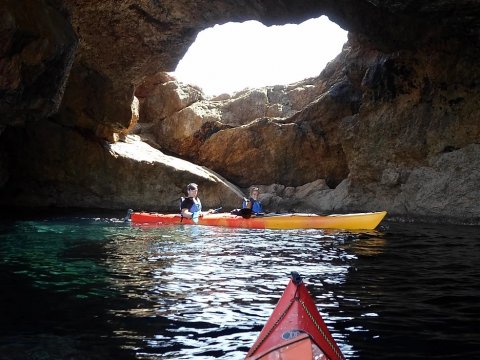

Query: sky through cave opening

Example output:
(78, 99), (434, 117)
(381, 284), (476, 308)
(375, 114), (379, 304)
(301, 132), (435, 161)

(171, 16), (348, 96)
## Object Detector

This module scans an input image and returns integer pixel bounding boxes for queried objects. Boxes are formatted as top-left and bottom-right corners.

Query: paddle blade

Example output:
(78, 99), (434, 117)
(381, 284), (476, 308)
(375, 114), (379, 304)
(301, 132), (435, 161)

(123, 209), (133, 222)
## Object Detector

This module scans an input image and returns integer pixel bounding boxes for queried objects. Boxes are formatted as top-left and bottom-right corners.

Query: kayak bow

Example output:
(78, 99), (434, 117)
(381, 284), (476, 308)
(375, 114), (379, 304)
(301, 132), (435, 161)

(246, 272), (345, 360)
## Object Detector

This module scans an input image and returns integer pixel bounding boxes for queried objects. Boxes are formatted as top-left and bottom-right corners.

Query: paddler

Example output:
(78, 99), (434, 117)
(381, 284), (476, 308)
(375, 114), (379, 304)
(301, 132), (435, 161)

(180, 183), (215, 222)
(242, 186), (264, 215)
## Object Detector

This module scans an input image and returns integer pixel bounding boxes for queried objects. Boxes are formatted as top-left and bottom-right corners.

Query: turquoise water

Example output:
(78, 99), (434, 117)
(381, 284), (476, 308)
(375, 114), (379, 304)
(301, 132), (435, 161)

(0, 213), (479, 359)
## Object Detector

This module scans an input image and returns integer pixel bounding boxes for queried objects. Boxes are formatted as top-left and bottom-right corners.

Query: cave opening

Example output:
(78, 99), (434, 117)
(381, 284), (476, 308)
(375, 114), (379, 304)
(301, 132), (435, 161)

(171, 16), (348, 96)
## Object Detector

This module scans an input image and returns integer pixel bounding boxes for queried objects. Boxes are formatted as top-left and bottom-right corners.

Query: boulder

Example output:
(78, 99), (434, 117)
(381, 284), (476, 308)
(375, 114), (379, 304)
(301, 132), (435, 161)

(0, 122), (244, 211)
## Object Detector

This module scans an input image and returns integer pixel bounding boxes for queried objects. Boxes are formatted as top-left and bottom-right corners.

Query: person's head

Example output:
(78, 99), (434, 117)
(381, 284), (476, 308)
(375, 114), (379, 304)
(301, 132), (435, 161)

(186, 183), (199, 197)
(250, 186), (260, 199)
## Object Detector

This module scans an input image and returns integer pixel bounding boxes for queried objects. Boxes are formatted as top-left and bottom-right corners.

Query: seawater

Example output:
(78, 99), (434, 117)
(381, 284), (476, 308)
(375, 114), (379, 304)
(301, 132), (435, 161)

(0, 213), (478, 359)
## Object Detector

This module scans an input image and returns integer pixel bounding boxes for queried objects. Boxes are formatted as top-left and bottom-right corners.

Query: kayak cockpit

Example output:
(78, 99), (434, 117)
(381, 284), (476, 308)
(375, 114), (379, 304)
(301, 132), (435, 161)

(247, 332), (329, 360)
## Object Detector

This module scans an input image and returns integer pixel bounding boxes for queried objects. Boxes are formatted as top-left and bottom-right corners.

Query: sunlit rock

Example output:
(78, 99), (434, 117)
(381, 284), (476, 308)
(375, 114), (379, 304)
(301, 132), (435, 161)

(136, 75), (339, 187)
(0, 0), (479, 224)
(0, 122), (243, 210)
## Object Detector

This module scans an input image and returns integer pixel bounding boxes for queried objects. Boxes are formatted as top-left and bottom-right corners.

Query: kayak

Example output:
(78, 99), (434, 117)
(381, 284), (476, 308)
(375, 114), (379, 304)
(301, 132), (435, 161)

(246, 272), (345, 360)
(130, 211), (386, 230)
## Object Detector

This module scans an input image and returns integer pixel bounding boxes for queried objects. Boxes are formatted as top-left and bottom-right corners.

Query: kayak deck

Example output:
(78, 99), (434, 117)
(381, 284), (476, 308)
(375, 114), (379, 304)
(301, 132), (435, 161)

(246, 272), (345, 360)
(130, 211), (387, 230)
(247, 333), (325, 360)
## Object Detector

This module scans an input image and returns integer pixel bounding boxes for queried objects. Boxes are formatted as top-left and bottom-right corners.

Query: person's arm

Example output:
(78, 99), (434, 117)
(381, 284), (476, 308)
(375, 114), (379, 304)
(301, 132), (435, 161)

(242, 197), (252, 209)
(180, 198), (196, 218)
(181, 207), (195, 219)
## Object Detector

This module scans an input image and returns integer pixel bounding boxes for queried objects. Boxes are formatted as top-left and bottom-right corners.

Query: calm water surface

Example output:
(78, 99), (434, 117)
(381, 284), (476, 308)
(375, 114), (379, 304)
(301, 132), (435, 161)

(0, 212), (478, 359)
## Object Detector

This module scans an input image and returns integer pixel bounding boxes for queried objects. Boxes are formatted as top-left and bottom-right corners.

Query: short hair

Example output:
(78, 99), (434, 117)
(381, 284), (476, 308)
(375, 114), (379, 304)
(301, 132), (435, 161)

(187, 183), (198, 190)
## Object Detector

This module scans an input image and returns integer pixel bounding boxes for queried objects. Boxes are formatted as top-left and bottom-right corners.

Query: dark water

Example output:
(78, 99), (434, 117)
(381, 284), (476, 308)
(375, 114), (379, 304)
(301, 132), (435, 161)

(0, 213), (478, 359)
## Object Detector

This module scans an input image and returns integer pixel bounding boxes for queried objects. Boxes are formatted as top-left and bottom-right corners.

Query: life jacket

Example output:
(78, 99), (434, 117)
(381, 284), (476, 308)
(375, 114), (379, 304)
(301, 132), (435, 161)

(251, 200), (263, 214)
(252, 200), (263, 214)
(180, 197), (202, 214)
(190, 198), (202, 213)
(242, 197), (263, 214)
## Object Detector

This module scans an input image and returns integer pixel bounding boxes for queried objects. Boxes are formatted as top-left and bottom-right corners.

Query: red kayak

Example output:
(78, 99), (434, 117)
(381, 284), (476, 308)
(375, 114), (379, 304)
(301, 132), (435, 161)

(246, 273), (345, 360)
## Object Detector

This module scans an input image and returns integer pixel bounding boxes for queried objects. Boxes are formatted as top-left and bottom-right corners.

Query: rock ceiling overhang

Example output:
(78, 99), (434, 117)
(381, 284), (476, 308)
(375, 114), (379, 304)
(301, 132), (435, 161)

(67, 0), (480, 82)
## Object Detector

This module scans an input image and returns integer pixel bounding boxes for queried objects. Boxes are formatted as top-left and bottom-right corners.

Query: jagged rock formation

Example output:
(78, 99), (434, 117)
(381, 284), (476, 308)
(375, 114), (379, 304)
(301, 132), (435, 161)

(135, 76), (346, 188)
(0, 0), (479, 223)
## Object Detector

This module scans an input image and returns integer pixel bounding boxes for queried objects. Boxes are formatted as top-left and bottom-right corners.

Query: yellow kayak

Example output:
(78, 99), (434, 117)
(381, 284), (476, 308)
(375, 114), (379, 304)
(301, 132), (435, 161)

(130, 211), (387, 230)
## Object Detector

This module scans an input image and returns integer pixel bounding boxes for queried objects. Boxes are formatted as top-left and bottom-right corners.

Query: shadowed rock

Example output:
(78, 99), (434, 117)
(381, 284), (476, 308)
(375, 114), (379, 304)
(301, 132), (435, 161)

(0, 0), (479, 223)
(1, 122), (243, 211)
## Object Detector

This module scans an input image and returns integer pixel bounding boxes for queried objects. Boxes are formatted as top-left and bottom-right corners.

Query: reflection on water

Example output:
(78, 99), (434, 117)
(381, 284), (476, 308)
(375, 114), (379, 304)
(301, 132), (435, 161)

(0, 216), (479, 359)
(103, 225), (354, 359)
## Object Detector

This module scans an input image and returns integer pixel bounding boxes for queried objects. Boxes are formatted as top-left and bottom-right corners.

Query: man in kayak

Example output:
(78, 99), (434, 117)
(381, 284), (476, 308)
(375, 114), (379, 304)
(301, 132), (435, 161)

(180, 183), (214, 221)
(242, 186), (264, 215)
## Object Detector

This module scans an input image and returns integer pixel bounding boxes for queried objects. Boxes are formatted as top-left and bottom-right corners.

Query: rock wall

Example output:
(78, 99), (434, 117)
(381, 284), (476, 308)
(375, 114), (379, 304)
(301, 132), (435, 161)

(1, 122), (242, 211)
(0, 0), (77, 127)
(134, 30), (480, 223)
(0, 0), (479, 224)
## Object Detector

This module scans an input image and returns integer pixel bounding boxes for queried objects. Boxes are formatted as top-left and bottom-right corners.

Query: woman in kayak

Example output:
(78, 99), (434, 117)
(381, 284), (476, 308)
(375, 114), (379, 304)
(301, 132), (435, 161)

(180, 183), (214, 220)
(242, 186), (264, 215)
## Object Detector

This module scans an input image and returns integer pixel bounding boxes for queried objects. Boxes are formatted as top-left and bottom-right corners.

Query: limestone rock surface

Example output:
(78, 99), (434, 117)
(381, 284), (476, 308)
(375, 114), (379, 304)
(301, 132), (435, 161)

(0, 0), (479, 224)
(1, 122), (243, 211)
(0, 0), (77, 127)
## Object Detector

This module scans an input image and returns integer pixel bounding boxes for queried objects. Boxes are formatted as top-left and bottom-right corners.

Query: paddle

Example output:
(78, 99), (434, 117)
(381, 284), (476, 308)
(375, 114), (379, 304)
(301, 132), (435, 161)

(123, 209), (133, 222)
(192, 207), (223, 224)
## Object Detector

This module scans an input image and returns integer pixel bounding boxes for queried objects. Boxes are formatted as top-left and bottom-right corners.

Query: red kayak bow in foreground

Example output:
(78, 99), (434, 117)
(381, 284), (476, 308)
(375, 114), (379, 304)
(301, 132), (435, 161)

(246, 272), (345, 360)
